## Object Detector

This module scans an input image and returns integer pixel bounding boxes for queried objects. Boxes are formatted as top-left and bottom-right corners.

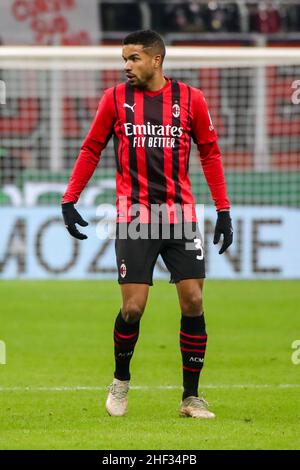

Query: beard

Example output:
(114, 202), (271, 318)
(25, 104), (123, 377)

(131, 71), (155, 90)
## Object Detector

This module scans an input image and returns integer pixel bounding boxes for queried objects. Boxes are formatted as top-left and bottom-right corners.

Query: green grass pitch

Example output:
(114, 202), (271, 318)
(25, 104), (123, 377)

(0, 280), (299, 450)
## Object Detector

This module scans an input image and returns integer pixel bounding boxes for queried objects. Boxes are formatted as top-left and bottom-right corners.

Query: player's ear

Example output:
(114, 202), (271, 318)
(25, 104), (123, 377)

(153, 54), (162, 69)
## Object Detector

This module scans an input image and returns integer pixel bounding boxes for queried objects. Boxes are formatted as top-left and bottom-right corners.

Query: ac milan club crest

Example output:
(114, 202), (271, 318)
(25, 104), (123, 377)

(120, 263), (127, 278)
(172, 103), (180, 118)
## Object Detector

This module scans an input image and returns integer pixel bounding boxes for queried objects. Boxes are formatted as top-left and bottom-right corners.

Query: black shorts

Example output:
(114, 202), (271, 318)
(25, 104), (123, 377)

(115, 223), (205, 285)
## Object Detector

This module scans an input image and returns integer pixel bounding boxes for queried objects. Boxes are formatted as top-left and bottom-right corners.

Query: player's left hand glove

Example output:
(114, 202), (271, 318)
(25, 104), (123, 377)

(213, 210), (233, 254)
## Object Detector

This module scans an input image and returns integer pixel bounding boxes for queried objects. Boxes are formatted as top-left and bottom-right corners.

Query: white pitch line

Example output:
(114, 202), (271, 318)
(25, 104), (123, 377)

(0, 384), (299, 392)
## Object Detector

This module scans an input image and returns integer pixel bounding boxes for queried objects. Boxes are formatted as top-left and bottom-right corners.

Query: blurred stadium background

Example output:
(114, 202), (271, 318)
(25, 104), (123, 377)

(1, 0), (300, 451)
(0, 0), (299, 280)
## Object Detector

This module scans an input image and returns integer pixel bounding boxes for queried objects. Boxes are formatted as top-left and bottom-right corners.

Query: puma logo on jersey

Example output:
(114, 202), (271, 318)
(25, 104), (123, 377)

(124, 103), (136, 112)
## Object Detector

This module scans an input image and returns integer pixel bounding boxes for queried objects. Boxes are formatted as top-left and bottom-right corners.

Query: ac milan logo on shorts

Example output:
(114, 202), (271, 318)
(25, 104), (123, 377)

(120, 263), (127, 278)
(172, 103), (180, 118)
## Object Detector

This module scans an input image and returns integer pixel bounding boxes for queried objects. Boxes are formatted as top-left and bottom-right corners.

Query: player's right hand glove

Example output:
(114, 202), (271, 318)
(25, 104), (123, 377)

(62, 202), (88, 240)
(213, 210), (233, 254)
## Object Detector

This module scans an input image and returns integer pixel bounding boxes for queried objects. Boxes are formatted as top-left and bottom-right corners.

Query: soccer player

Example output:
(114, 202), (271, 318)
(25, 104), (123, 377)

(62, 30), (233, 419)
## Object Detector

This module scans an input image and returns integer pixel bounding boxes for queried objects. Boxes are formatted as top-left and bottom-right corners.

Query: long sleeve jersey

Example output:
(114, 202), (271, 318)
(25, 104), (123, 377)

(62, 77), (230, 223)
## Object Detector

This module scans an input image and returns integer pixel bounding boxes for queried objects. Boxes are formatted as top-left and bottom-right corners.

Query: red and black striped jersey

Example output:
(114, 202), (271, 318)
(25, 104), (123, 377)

(62, 77), (230, 222)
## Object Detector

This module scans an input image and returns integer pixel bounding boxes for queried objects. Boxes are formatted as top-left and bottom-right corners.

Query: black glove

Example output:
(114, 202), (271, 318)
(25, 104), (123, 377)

(213, 211), (233, 254)
(62, 202), (88, 240)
